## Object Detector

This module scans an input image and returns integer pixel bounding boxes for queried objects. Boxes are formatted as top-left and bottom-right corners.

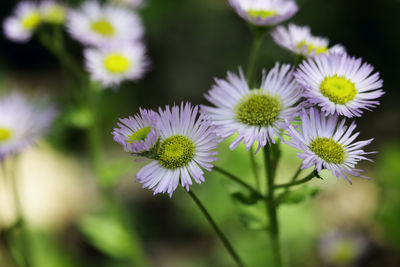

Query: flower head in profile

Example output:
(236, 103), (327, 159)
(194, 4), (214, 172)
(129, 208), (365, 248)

(84, 42), (149, 88)
(0, 92), (57, 160)
(135, 103), (219, 197)
(3, 1), (41, 42)
(285, 108), (374, 183)
(202, 63), (302, 153)
(40, 0), (68, 25)
(112, 108), (160, 155)
(109, 0), (144, 9)
(67, 0), (143, 47)
(271, 24), (345, 57)
(228, 0), (298, 26)
(295, 53), (384, 117)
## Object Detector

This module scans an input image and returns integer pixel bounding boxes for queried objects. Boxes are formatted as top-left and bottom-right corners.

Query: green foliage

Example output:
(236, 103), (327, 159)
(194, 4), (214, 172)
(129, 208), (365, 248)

(278, 186), (320, 205)
(99, 158), (135, 187)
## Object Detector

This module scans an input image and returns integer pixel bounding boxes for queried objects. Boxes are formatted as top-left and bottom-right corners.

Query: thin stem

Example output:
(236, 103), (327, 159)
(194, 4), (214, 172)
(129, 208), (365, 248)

(274, 170), (317, 189)
(214, 166), (264, 200)
(263, 146), (283, 267)
(246, 30), (265, 87)
(186, 190), (244, 267)
(4, 157), (32, 267)
(289, 163), (303, 183)
(249, 148), (261, 190)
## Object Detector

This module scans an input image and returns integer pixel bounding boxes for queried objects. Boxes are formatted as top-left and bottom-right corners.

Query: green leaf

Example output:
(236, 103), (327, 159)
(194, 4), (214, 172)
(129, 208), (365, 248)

(231, 191), (263, 205)
(79, 213), (138, 261)
(278, 186), (320, 205)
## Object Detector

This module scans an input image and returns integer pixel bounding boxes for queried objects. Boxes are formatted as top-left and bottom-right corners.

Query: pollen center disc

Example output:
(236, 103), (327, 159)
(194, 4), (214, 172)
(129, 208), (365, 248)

(22, 12), (41, 30)
(0, 128), (13, 143)
(235, 90), (281, 126)
(104, 54), (130, 74)
(91, 19), (115, 37)
(158, 135), (195, 169)
(310, 137), (345, 164)
(246, 9), (278, 19)
(320, 75), (357, 104)
(128, 127), (151, 144)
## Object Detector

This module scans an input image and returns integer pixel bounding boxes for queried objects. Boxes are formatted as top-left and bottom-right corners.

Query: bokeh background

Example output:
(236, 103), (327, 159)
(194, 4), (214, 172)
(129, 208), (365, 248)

(0, 0), (399, 266)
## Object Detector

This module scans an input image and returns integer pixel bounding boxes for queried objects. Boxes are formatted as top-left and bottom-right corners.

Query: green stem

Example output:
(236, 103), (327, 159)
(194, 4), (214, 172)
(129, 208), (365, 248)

(263, 146), (282, 267)
(214, 166), (264, 200)
(274, 170), (317, 189)
(246, 29), (265, 87)
(186, 190), (244, 267)
(3, 157), (32, 267)
(289, 163), (303, 183)
(249, 148), (261, 190)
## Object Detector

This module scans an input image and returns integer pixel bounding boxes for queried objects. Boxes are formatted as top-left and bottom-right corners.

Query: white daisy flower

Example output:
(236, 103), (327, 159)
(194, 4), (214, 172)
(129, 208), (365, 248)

(84, 42), (149, 88)
(295, 53), (385, 117)
(109, 0), (144, 9)
(271, 24), (345, 57)
(285, 108), (374, 183)
(40, 0), (68, 25)
(0, 92), (57, 160)
(202, 63), (302, 153)
(3, 1), (41, 43)
(228, 0), (298, 26)
(136, 103), (219, 197)
(67, 0), (143, 47)
(112, 108), (160, 155)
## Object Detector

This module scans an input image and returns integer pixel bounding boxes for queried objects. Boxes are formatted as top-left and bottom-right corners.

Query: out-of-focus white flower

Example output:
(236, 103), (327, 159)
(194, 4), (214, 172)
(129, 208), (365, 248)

(40, 0), (68, 25)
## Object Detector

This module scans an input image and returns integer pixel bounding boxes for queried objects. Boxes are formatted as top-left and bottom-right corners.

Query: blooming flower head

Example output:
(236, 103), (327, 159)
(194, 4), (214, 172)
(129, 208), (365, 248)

(112, 108), (160, 155)
(271, 24), (345, 57)
(295, 53), (385, 117)
(0, 92), (57, 160)
(285, 108), (374, 183)
(202, 63), (302, 153)
(3, 1), (41, 42)
(84, 42), (149, 88)
(136, 103), (219, 197)
(228, 0), (298, 26)
(40, 0), (68, 25)
(67, 0), (143, 47)
(109, 0), (144, 9)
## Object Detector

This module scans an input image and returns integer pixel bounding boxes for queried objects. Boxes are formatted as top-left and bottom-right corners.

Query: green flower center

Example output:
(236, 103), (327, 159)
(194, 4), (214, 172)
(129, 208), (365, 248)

(158, 135), (195, 169)
(128, 127), (151, 144)
(91, 19), (115, 37)
(0, 128), (12, 143)
(43, 6), (66, 24)
(247, 9), (278, 19)
(332, 241), (358, 265)
(104, 54), (130, 74)
(297, 40), (328, 55)
(320, 75), (357, 104)
(21, 12), (41, 30)
(309, 137), (345, 164)
(235, 90), (281, 126)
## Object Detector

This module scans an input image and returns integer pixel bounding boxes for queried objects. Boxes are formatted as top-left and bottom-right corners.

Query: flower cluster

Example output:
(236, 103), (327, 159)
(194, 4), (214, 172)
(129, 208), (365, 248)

(3, 1), (67, 43)
(3, 0), (149, 89)
(112, 103), (219, 197)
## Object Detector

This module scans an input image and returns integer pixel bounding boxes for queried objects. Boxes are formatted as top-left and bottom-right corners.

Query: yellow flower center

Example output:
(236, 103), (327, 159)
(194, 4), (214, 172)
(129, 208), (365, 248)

(43, 5), (67, 24)
(21, 12), (41, 30)
(158, 135), (195, 169)
(320, 75), (357, 104)
(0, 128), (12, 143)
(235, 90), (281, 126)
(331, 241), (358, 265)
(247, 9), (278, 19)
(127, 127), (151, 144)
(297, 40), (328, 55)
(104, 54), (130, 74)
(91, 19), (115, 37)
(309, 137), (345, 164)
